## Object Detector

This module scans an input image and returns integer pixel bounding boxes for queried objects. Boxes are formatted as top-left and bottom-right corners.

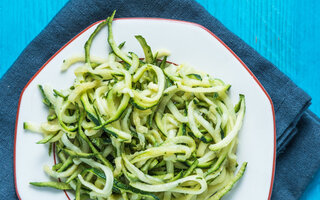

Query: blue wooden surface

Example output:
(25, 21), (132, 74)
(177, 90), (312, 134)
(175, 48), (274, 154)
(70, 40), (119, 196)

(0, 0), (319, 199)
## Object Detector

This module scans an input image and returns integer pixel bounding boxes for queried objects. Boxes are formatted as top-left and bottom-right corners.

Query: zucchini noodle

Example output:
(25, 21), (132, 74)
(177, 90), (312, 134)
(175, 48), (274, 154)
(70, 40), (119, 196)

(24, 10), (247, 200)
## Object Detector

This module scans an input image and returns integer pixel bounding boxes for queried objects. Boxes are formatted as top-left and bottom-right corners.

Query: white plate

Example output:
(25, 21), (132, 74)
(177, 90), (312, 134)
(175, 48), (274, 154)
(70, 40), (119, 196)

(14, 18), (276, 200)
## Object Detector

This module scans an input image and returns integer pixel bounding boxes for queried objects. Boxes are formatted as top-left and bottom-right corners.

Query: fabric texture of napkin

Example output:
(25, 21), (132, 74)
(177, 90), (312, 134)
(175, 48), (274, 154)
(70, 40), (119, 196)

(0, 0), (319, 199)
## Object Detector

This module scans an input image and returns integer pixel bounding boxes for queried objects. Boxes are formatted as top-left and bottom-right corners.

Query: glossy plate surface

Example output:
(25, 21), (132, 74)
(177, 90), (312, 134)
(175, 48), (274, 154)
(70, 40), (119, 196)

(15, 18), (276, 200)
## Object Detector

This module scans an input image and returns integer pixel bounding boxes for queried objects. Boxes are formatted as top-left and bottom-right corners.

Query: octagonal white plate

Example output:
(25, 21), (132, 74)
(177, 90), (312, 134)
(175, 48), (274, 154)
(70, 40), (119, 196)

(14, 18), (276, 200)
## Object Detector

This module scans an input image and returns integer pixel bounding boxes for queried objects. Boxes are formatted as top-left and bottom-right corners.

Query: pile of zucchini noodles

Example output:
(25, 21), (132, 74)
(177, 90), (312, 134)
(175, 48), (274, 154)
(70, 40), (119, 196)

(24, 11), (247, 200)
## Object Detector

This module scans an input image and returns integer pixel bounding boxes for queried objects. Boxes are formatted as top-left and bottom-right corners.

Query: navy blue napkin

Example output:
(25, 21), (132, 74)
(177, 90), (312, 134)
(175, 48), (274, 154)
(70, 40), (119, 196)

(0, 0), (319, 199)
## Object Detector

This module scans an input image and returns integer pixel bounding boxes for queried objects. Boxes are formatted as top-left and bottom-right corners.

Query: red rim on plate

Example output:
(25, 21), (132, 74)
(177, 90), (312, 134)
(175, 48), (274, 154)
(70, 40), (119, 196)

(14, 18), (276, 200)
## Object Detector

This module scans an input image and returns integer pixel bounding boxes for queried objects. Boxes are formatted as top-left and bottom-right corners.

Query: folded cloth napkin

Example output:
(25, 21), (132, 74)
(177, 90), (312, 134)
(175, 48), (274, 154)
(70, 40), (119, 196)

(273, 110), (320, 199)
(0, 0), (319, 199)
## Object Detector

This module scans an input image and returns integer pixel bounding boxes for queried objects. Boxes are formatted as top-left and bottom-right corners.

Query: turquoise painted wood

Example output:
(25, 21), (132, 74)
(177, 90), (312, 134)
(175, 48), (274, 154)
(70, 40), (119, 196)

(0, 0), (319, 199)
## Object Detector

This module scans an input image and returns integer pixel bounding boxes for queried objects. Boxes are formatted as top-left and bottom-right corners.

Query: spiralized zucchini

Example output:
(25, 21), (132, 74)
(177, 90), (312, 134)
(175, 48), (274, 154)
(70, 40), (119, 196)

(24, 11), (247, 200)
